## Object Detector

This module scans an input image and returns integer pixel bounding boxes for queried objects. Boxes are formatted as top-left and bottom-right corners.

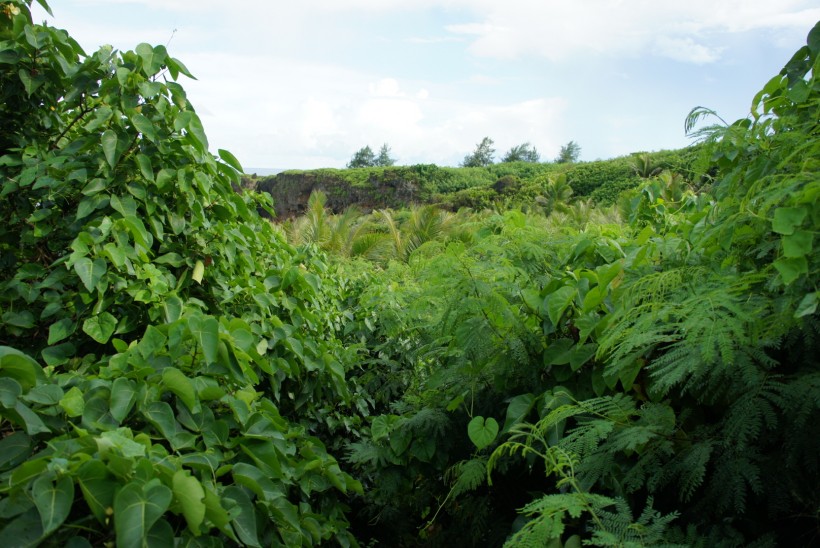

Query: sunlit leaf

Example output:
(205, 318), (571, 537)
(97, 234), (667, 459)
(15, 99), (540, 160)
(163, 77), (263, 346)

(162, 367), (198, 412)
(74, 257), (106, 292)
(59, 386), (85, 417)
(172, 470), (206, 535)
(83, 312), (117, 344)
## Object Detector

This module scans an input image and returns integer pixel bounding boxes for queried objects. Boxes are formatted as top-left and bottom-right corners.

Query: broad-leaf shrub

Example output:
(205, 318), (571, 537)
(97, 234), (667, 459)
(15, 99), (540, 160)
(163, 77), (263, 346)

(0, 2), (362, 545)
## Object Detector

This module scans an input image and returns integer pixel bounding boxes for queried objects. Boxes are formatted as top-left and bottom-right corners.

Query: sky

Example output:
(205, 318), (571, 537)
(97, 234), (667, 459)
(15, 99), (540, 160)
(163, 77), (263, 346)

(32, 1), (820, 171)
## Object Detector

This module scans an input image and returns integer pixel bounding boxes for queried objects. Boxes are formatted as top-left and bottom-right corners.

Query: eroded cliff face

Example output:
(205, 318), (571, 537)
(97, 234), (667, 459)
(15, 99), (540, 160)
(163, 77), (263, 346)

(246, 148), (695, 219)
(253, 168), (427, 218)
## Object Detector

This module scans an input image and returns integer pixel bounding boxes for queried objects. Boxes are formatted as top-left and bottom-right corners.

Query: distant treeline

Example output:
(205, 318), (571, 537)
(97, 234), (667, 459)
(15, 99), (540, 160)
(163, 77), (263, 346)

(242, 147), (702, 218)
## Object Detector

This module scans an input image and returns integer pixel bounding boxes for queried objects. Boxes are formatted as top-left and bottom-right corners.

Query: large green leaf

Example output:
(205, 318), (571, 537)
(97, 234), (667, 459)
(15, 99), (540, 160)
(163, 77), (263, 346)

(110, 194), (138, 217)
(0, 377), (22, 407)
(0, 431), (31, 468)
(101, 129), (118, 167)
(13, 401), (51, 435)
(162, 296), (183, 323)
(77, 460), (116, 524)
(59, 386), (85, 417)
(109, 378), (137, 423)
(131, 113), (156, 141)
(74, 257), (106, 292)
(135, 154), (154, 181)
(113, 481), (172, 548)
(783, 229), (813, 258)
(0, 310), (34, 329)
(188, 315), (219, 365)
(370, 415), (391, 441)
(795, 292), (818, 319)
(501, 394), (535, 434)
(32, 475), (74, 536)
(98, 429), (147, 459)
(135, 43), (154, 73)
(172, 470), (206, 535)
(22, 384), (62, 405)
(161, 367), (198, 412)
(2, 310), (35, 328)
(141, 401), (180, 440)
(0, 508), (43, 547)
(240, 440), (283, 479)
(137, 325), (167, 358)
(203, 483), (236, 541)
(774, 256), (808, 285)
(544, 286), (576, 326)
(83, 312), (117, 344)
(146, 519), (174, 546)
(467, 416), (499, 451)
(0, 347), (42, 391)
(122, 215), (153, 249)
(185, 112), (208, 151)
(47, 318), (75, 345)
(772, 206), (807, 235)
(231, 463), (281, 501)
(218, 149), (244, 173)
(41, 343), (75, 367)
(224, 486), (260, 547)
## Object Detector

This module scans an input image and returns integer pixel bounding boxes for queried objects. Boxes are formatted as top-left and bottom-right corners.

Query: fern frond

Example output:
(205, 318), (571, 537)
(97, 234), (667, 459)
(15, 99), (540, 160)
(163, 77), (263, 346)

(661, 441), (713, 503)
(345, 440), (396, 468)
(404, 407), (450, 440)
(447, 458), (488, 498)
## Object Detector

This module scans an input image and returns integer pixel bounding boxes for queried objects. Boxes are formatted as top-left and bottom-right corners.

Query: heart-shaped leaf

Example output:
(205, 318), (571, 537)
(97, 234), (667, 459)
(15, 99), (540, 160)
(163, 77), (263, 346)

(114, 480), (172, 548)
(32, 475), (74, 536)
(467, 416), (499, 450)
(83, 312), (117, 344)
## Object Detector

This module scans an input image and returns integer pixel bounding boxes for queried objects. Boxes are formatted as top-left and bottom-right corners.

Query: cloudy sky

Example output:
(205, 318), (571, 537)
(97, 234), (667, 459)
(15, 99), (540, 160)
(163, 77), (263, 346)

(32, 1), (819, 170)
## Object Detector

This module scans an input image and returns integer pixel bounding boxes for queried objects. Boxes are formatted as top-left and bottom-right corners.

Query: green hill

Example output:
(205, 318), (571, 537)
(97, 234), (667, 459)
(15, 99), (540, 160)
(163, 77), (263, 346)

(244, 147), (700, 218)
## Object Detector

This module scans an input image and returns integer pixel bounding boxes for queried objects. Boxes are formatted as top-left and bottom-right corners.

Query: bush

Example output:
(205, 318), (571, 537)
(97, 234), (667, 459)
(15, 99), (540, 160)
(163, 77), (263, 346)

(0, 2), (362, 545)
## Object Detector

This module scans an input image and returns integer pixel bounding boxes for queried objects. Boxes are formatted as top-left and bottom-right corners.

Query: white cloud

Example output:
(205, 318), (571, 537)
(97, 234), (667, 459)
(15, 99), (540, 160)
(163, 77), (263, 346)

(358, 98), (424, 131)
(443, 0), (819, 63)
(445, 22), (505, 36)
(406, 36), (463, 44)
(169, 49), (568, 168)
(369, 78), (404, 97)
(30, 0), (819, 169)
(39, 1), (819, 67)
(300, 99), (340, 147)
(654, 37), (721, 64)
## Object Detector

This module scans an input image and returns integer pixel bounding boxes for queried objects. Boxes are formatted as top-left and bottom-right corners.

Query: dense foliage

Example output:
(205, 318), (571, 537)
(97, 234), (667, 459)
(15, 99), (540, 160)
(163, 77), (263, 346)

(251, 148), (694, 218)
(1, 2), (818, 546)
(335, 21), (820, 547)
(1, 2), (363, 545)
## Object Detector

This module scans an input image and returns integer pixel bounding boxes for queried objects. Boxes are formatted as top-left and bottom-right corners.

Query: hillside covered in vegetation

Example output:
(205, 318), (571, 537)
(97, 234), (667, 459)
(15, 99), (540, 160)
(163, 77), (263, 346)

(242, 147), (697, 218)
(1, 2), (818, 547)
